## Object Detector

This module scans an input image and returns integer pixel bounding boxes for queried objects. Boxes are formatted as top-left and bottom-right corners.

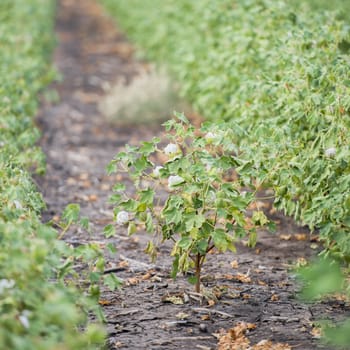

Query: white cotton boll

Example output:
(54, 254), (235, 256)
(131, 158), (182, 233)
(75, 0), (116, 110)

(325, 147), (336, 157)
(116, 211), (130, 225)
(168, 175), (185, 190)
(0, 279), (15, 294)
(164, 143), (178, 155)
(153, 166), (164, 177)
(19, 313), (30, 329)
(207, 190), (216, 204)
(205, 163), (212, 171)
(13, 200), (23, 210)
(204, 132), (217, 141)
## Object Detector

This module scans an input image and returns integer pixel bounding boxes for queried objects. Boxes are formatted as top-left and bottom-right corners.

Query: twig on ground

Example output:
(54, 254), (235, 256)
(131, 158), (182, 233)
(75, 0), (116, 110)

(192, 307), (234, 318)
(119, 254), (159, 272)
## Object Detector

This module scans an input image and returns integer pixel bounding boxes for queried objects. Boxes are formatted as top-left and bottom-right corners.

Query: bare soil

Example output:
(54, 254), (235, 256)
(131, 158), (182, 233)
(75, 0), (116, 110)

(36, 0), (350, 349)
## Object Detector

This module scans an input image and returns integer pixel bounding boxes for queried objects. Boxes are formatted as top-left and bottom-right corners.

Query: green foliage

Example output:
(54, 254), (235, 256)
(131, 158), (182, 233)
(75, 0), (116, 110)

(298, 258), (344, 301)
(102, 0), (350, 260)
(298, 258), (350, 348)
(291, 0), (350, 23)
(106, 114), (268, 292)
(0, 1), (106, 348)
(102, 0), (350, 345)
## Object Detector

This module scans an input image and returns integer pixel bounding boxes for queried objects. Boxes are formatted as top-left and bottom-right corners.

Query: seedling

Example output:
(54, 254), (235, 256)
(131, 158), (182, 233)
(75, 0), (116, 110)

(106, 113), (268, 292)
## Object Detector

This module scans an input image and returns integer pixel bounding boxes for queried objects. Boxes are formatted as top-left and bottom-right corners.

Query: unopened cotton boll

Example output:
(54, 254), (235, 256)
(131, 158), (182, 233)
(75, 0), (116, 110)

(164, 143), (178, 155)
(116, 211), (130, 225)
(325, 147), (336, 157)
(168, 175), (184, 190)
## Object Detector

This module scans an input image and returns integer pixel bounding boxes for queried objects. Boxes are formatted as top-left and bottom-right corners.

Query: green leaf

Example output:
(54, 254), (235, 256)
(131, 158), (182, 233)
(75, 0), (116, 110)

(178, 236), (192, 250)
(134, 155), (152, 172)
(247, 229), (257, 247)
(299, 258), (344, 301)
(171, 254), (180, 278)
(212, 229), (228, 251)
(174, 111), (189, 124)
(106, 161), (117, 175)
(103, 224), (116, 238)
(140, 141), (156, 155)
(113, 183), (126, 192)
(122, 199), (139, 211)
(252, 211), (269, 226)
(104, 274), (123, 291)
(108, 194), (122, 204)
(197, 239), (208, 255)
(128, 222), (137, 235)
(137, 202), (147, 212)
(187, 275), (197, 285)
(184, 212), (206, 232)
(164, 207), (182, 225)
(80, 217), (90, 230)
(62, 203), (80, 223)
(106, 243), (117, 254)
(139, 188), (154, 205)
(145, 213), (154, 233)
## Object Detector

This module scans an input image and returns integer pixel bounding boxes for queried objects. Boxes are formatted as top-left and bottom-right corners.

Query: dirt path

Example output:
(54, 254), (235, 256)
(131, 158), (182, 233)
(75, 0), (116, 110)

(36, 1), (349, 349)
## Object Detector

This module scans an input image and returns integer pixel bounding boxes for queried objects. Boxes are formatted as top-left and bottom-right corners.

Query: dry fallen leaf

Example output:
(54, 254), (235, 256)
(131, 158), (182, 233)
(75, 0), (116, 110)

(296, 257), (308, 267)
(175, 312), (189, 320)
(162, 295), (184, 305)
(115, 174), (123, 181)
(230, 260), (239, 269)
(253, 339), (291, 350)
(310, 234), (319, 242)
(333, 293), (348, 302)
(311, 326), (322, 339)
(113, 341), (124, 349)
(201, 314), (211, 321)
(270, 294), (279, 301)
(141, 271), (153, 280)
(66, 177), (77, 185)
(280, 234), (292, 241)
(127, 277), (140, 286)
(277, 281), (289, 288)
(217, 322), (291, 350)
(269, 207), (277, 214)
(248, 201), (270, 210)
(88, 194), (98, 202)
(294, 233), (307, 241)
(79, 173), (89, 180)
(208, 299), (216, 307)
(98, 299), (112, 306)
(81, 180), (92, 188)
(118, 260), (129, 268)
(233, 272), (251, 284)
(100, 183), (111, 191)
(217, 322), (255, 350)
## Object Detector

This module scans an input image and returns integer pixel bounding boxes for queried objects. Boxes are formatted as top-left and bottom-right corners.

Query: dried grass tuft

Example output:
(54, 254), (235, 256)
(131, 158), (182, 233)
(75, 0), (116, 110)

(99, 66), (189, 125)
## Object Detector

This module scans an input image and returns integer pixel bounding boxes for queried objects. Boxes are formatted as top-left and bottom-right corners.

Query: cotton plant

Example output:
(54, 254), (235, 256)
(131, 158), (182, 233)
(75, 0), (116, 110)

(106, 113), (269, 292)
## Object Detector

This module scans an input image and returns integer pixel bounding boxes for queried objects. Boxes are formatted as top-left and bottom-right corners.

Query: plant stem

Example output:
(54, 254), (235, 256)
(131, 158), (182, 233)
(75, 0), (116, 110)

(58, 220), (72, 240)
(195, 253), (201, 293)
